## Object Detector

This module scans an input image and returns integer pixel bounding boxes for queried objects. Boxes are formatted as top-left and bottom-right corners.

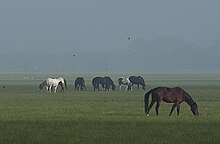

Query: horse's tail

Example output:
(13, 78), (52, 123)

(64, 78), (68, 90)
(144, 88), (156, 115)
(92, 78), (96, 90)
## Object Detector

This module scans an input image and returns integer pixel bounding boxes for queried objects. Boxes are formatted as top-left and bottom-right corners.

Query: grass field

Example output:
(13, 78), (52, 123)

(0, 72), (220, 144)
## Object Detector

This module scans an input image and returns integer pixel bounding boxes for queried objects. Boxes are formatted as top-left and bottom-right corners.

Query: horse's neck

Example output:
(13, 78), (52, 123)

(184, 94), (195, 106)
(42, 80), (47, 86)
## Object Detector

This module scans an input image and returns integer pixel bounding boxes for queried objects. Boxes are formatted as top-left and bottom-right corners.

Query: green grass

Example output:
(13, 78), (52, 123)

(0, 72), (220, 144)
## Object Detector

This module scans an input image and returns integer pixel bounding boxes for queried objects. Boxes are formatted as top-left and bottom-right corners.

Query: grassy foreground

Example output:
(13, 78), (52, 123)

(0, 72), (219, 144)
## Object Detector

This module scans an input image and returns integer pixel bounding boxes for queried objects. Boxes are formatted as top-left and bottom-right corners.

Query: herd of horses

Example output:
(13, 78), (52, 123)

(39, 75), (146, 93)
(38, 75), (199, 116)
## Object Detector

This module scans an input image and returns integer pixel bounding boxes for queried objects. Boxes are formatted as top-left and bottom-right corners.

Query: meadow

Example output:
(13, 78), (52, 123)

(0, 72), (219, 144)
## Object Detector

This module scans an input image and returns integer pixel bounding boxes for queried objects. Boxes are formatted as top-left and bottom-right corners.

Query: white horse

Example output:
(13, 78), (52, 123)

(39, 77), (67, 93)
(56, 77), (68, 92)
(118, 77), (132, 91)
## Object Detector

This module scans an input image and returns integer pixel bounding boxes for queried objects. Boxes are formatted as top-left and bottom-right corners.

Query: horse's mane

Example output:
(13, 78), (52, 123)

(174, 87), (195, 105)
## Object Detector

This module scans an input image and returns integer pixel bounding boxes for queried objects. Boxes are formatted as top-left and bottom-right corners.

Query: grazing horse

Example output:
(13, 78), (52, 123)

(104, 76), (116, 91)
(75, 77), (86, 91)
(118, 77), (132, 91)
(92, 76), (105, 91)
(144, 87), (199, 116)
(129, 76), (146, 90)
(92, 76), (116, 91)
(39, 77), (67, 93)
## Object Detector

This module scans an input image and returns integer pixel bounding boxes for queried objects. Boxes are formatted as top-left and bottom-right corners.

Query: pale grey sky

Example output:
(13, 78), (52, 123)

(0, 0), (220, 71)
(1, 0), (220, 53)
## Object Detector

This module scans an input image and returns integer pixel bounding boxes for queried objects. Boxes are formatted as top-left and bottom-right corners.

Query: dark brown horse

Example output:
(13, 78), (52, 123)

(144, 87), (199, 116)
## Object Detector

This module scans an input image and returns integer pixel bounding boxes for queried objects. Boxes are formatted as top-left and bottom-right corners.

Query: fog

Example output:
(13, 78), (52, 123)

(1, 0), (220, 72)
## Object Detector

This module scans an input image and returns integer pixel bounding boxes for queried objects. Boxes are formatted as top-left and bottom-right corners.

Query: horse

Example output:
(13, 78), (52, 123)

(118, 77), (132, 91)
(129, 76), (146, 90)
(92, 76), (115, 91)
(92, 76), (105, 91)
(38, 77), (67, 93)
(144, 87), (199, 116)
(75, 77), (86, 91)
(56, 77), (68, 92)
(104, 76), (116, 91)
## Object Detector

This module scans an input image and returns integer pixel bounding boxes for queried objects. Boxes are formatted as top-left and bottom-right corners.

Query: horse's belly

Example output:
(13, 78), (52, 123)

(162, 98), (174, 103)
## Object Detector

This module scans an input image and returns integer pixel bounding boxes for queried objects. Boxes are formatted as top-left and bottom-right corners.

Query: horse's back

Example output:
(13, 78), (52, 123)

(92, 77), (103, 84)
(75, 77), (81, 84)
(118, 77), (131, 85)
(123, 77), (131, 84)
(76, 77), (85, 85)
(129, 75), (145, 84)
(152, 87), (186, 102)
(46, 78), (54, 85)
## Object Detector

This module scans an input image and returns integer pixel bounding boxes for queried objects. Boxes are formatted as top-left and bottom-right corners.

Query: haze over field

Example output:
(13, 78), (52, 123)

(0, 0), (220, 71)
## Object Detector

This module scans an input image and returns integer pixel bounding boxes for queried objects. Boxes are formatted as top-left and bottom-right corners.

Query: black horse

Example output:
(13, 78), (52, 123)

(75, 77), (86, 91)
(144, 87), (199, 116)
(92, 77), (105, 91)
(104, 76), (116, 91)
(92, 76), (116, 91)
(129, 76), (146, 90)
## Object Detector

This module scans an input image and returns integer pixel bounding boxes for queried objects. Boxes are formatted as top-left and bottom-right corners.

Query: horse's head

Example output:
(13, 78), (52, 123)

(118, 78), (123, 84)
(112, 84), (116, 91)
(142, 84), (146, 90)
(38, 84), (43, 91)
(191, 103), (199, 115)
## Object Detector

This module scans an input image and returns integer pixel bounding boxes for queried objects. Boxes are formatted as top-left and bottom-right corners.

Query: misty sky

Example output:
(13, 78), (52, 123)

(1, 0), (220, 55)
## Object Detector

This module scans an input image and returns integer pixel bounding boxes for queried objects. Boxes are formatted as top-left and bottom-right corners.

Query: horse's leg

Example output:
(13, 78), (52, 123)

(97, 84), (100, 91)
(54, 86), (57, 93)
(169, 103), (177, 116)
(59, 88), (61, 93)
(147, 100), (155, 115)
(49, 86), (52, 93)
(61, 86), (64, 93)
(177, 104), (180, 115)
(93, 85), (96, 91)
(46, 86), (49, 92)
(60, 85), (63, 93)
(155, 101), (161, 115)
(137, 84), (139, 90)
(126, 85), (128, 91)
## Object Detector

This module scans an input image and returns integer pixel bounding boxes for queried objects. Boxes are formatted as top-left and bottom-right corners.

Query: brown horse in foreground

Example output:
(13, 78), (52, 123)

(144, 87), (199, 116)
